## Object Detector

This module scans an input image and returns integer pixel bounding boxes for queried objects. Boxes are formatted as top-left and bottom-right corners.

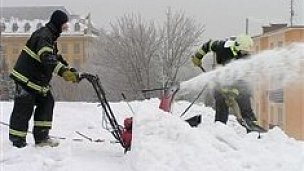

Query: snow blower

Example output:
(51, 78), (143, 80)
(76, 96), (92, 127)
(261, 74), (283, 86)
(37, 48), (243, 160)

(80, 73), (132, 153)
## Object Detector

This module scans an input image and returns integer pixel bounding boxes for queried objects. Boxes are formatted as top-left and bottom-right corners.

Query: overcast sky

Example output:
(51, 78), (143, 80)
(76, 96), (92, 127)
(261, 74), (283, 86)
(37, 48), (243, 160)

(1, 0), (303, 40)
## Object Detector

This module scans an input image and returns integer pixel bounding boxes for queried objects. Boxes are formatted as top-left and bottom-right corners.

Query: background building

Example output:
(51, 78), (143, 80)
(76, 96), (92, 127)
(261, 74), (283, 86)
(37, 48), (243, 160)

(0, 6), (99, 100)
(252, 24), (304, 140)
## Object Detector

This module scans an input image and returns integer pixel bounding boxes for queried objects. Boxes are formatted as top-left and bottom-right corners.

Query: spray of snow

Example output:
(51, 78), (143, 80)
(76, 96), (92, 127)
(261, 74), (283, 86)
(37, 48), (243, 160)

(178, 43), (304, 97)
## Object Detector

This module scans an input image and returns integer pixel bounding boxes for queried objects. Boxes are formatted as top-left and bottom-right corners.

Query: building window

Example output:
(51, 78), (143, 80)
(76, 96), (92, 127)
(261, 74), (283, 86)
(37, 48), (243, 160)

(0, 55), (4, 68)
(269, 105), (275, 128)
(0, 22), (5, 32)
(36, 23), (43, 29)
(255, 46), (259, 53)
(12, 45), (19, 54)
(84, 28), (88, 34)
(270, 106), (274, 120)
(255, 102), (260, 118)
(24, 23), (31, 32)
(269, 104), (284, 129)
(73, 58), (81, 69)
(268, 89), (284, 103)
(2, 54), (8, 72)
(61, 43), (68, 54)
(1, 45), (6, 54)
(73, 43), (80, 54)
(277, 106), (284, 127)
(75, 22), (80, 32)
(277, 41), (283, 47)
(270, 43), (274, 49)
(12, 23), (18, 32)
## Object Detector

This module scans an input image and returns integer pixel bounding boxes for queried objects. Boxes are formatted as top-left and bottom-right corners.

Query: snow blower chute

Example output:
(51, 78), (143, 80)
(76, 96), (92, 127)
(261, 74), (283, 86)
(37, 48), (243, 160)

(159, 84), (202, 127)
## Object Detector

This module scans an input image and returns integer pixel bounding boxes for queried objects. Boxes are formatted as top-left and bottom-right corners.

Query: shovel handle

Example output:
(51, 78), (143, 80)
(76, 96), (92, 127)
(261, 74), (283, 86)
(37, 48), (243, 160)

(199, 66), (206, 72)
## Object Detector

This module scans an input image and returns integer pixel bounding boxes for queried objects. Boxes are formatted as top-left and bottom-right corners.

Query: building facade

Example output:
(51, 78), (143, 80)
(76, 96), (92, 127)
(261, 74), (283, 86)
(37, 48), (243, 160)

(0, 6), (99, 100)
(252, 24), (304, 140)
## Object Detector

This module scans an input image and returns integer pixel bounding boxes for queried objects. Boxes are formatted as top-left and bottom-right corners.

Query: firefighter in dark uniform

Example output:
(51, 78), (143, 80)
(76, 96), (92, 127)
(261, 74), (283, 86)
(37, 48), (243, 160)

(9, 10), (79, 148)
(191, 34), (265, 132)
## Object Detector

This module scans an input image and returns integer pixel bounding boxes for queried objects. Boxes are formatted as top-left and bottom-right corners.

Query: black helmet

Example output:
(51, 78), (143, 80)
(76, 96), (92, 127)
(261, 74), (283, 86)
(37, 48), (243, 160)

(49, 10), (68, 33)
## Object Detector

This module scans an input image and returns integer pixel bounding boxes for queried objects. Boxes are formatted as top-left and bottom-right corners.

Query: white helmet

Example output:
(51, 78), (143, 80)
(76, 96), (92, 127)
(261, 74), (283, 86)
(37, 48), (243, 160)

(235, 34), (253, 52)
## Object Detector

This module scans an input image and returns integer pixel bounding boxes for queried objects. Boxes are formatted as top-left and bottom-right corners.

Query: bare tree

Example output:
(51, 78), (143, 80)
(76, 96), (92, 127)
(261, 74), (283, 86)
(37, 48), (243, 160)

(84, 9), (205, 101)
(158, 8), (205, 87)
(88, 14), (161, 100)
(0, 47), (13, 100)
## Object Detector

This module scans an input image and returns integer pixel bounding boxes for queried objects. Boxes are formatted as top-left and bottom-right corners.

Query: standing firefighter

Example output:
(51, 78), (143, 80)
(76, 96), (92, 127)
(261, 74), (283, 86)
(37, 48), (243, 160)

(191, 34), (265, 132)
(9, 10), (80, 148)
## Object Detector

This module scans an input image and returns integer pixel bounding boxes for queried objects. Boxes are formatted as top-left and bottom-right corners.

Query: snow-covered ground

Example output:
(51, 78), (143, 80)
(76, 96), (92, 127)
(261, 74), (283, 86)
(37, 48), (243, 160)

(2, 44), (304, 171)
(1, 99), (304, 171)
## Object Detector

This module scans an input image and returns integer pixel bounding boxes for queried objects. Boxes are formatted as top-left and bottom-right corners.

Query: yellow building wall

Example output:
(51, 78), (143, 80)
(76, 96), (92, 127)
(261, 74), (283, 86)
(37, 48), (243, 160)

(260, 37), (269, 50)
(285, 80), (304, 140)
(258, 82), (270, 128)
(2, 36), (28, 70)
(285, 29), (304, 43)
(253, 27), (304, 140)
(2, 34), (89, 72)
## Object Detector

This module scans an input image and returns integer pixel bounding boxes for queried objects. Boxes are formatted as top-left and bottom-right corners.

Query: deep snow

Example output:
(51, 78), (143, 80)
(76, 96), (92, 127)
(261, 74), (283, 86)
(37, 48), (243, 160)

(1, 99), (304, 171)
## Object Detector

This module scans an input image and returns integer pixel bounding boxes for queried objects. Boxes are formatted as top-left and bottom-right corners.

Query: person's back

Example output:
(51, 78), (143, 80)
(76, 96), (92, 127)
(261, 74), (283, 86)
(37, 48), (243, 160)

(13, 26), (55, 86)
(192, 35), (252, 67)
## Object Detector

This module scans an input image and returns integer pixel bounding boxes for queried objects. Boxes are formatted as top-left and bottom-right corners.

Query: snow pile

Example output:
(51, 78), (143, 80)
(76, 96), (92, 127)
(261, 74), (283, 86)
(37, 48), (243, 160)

(1, 100), (304, 171)
(132, 103), (304, 171)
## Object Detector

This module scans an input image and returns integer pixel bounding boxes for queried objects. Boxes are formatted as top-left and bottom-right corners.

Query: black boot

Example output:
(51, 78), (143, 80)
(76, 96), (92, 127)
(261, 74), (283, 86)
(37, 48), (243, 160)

(244, 118), (267, 133)
(34, 128), (59, 147)
(236, 118), (252, 133)
(35, 136), (59, 147)
(9, 135), (27, 148)
(247, 114), (257, 122)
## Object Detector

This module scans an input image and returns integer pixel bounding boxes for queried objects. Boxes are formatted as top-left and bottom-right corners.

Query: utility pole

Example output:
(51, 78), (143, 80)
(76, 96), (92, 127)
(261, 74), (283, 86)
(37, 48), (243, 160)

(0, 14), (3, 77)
(290, 0), (295, 26)
(0, 17), (3, 100)
(0, 32), (2, 73)
(245, 18), (249, 34)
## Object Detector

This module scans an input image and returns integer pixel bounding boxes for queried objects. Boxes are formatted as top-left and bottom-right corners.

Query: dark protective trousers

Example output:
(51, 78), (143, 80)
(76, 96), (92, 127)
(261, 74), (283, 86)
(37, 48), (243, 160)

(9, 83), (54, 143)
(214, 81), (256, 124)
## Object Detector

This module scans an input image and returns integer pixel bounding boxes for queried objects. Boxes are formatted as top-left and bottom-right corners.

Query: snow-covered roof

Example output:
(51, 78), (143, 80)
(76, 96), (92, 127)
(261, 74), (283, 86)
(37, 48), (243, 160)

(0, 6), (99, 35)
(1, 6), (70, 20)
(1, 100), (303, 171)
(0, 18), (89, 34)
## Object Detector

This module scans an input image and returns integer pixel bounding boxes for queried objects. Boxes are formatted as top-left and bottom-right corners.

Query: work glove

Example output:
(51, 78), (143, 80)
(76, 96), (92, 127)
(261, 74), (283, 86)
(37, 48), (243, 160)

(220, 88), (239, 97)
(191, 55), (202, 67)
(62, 70), (80, 83)
(220, 88), (239, 107)
(230, 88), (239, 96)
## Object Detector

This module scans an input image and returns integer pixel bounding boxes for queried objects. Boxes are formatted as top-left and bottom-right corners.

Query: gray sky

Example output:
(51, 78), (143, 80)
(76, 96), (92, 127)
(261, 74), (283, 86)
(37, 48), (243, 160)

(1, 0), (301, 40)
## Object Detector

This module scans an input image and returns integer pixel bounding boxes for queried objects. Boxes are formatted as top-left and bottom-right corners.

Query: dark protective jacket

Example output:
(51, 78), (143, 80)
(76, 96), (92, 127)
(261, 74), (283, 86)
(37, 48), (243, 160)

(194, 40), (248, 65)
(10, 23), (69, 95)
(194, 39), (252, 93)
